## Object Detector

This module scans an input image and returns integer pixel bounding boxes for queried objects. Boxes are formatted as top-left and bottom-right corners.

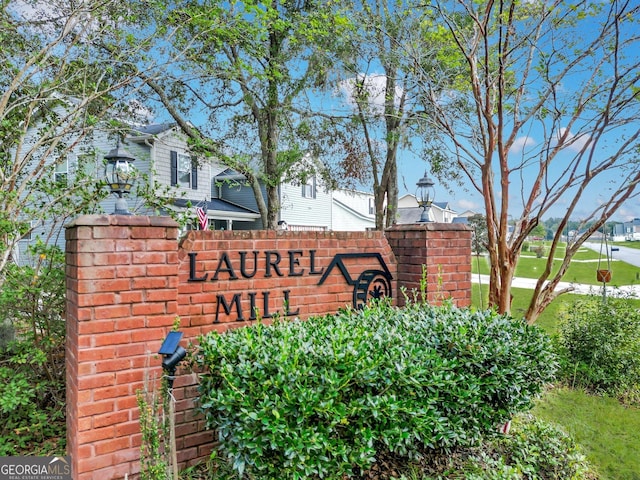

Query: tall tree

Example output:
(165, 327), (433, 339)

(0, 0), (154, 278)
(416, 0), (640, 323)
(143, 0), (350, 229)
(328, 1), (465, 229)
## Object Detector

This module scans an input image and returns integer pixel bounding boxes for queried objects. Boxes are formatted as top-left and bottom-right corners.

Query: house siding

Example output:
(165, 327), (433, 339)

(219, 182), (263, 212)
(146, 129), (214, 203)
(280, 181), (332, 229)
(15, 124), (229, 264)
(332, 190), (375, 231)
(16, 128), (142, 263)
(332, 203), (374, 230)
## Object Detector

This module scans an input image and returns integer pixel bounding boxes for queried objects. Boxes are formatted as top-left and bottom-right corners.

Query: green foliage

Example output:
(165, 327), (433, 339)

(0, 0), (158, 276)
(137, 376), (172, 480)
(0, 242), (66, 454)
(153, 0), (353, 229)
(531, 244), (546, 258)
(201, 413), (598, 480)
(529, 224), (547, 240)
(533, 387), (640, 480)
(468, 214), (488, 254)
(463, 414), (596, 480)
(197, 302), (556, 479)
(556, 293), (640, 395)
(0, 367), (62, 455)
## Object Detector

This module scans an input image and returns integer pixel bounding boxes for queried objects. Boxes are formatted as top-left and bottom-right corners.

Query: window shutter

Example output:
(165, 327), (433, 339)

(191, 159), (198, 189)
(170, 151), (178, 186)
(313, 176), (317, 199)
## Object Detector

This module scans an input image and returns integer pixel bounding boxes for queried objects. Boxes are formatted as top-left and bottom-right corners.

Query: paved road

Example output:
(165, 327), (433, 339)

(582, 241), (640, 268)
(471, 273), (640, 296)
(471, 242), (640, 296)
(472, 240), (640, 296)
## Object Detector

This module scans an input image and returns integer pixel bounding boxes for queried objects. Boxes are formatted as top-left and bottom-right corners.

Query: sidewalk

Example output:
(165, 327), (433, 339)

(471, 274), (640, 296)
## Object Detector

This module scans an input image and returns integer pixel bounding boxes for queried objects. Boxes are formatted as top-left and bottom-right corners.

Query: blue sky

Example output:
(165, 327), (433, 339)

(67, 0), (635, 225)
(322, 73), (635, 222)
(11, 0), (639, 224)
(322, 1), (640, 224)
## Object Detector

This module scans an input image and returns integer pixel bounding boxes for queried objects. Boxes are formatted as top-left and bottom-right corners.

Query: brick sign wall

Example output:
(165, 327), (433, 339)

(65, 215), (471, 479)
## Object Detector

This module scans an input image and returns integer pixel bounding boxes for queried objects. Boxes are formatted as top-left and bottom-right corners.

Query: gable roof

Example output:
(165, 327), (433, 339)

(332, 198), (375, 222)
(173, 198), (259, 218)
(395, 207), (427, 224)
(128, 123), (178, 143)
(134, 123), (176, 135)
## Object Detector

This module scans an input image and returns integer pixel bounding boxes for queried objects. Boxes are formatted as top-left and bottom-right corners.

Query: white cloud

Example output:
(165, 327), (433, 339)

(612, 206), (637, 222)
(9, 0), (75, 25)
(337, 74), (403, 115)
(509, 136), (536, 154)
(455, 198), (482, 212)
(126, 99), (155, 125)
(9, 1), (105, 39)
(555, 127), (591, 152)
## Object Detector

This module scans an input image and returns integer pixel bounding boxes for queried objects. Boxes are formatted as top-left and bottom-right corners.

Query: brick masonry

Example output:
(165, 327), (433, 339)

(65, 215), (471, 479)
(386, 223), (473, 306)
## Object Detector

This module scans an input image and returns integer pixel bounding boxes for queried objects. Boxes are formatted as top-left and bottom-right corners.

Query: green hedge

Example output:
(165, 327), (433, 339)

(557, 293), (640, 395)
(0, 242), (66, 455)
(462, 414), (596, 479)
(197, 302), (556, 479)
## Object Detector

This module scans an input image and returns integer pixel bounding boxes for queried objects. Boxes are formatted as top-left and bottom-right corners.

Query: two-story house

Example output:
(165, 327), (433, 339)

(395, 194), (458, 224)
(127, 124), (260, 231)
(16, 121), (406, 264)
(623, 218), (640, 241)
(15, 123), (260, 264)
(214, 169), (376, 231)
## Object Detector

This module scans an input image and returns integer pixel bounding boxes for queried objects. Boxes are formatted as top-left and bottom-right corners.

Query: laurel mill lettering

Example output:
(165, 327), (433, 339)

(188, 250), (325, 322)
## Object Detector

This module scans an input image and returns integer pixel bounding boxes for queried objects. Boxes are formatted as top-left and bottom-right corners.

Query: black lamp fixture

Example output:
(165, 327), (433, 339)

(416, 171), (435, 222)
(158, 331), (187, 390)
(104, 142), (136, 215)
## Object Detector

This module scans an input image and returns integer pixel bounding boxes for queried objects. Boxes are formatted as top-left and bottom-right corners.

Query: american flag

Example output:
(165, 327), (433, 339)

(196, 205), (208, 230)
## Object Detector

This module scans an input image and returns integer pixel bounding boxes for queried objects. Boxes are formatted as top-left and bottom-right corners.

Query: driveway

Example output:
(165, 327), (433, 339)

(471, 273), (640, 296)
(582, 241), (640, 268)
(471, 242), (640, 296)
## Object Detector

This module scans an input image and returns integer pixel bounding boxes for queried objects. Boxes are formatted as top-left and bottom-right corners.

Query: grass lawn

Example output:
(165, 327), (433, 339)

(471, 283), (573, 335)
(472, 247), (640, 287)
(532, 387), (640, 480)
(472, 282), (640, 480)
(612, 241), (640, 250)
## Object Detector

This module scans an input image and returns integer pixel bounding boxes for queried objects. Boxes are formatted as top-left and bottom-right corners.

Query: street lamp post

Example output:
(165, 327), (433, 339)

(416, 172), (435, 223)
(104, 143), (136, 215)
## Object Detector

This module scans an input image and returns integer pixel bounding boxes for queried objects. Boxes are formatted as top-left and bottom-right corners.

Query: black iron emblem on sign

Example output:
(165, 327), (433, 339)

(317, 253), (393, 309)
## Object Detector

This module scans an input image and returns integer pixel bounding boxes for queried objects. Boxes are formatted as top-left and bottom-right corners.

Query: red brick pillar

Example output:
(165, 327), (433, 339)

(386, 223), (472, 307)
(65, 215), (179, 480)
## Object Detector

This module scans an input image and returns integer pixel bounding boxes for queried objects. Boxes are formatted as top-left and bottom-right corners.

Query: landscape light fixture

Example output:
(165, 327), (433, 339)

(104, 142), (136, 215)
(158, 331), (187, 390)
(416, 172), (435, 223)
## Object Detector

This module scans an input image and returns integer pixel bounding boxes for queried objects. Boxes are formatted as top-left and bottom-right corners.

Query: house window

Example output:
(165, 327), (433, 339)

(177, 153), (192, 187)
(55, 159), (68, 185)
(302, 176), (316, 199)
(78, 151), (97, 176)
(171, 151), (198, 189)
(369, 197), (375, 215)
(20, 220), (35, 241)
